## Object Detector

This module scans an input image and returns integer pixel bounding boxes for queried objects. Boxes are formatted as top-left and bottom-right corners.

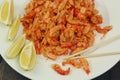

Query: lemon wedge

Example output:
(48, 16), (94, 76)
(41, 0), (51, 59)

(19, 42), (36, 70)
(28, 43), (36, 70)
(0, 0), (14, 25)
(8, 15), (21, 40)
(6, 34), (26, 59)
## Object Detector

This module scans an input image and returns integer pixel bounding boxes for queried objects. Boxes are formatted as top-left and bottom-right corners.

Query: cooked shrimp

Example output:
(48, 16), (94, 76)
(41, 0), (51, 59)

(52, 64), (70, 75)
(62, 59), (81, 68)
(79, 58), (90, 74)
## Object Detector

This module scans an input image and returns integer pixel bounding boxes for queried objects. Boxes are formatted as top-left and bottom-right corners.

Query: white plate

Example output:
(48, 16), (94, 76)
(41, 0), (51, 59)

(0, 0), (120, 80)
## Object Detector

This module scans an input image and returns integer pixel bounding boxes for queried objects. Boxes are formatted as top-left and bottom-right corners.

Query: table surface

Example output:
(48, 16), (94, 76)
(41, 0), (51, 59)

(0, 55), (120, 80)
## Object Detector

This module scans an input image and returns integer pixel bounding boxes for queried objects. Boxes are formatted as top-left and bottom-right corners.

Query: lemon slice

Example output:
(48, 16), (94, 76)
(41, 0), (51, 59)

(19, 42), (36, 70)
(0, 0), (14, 25)
(8, 15), (21, 40)
(6, 34), (26, 59)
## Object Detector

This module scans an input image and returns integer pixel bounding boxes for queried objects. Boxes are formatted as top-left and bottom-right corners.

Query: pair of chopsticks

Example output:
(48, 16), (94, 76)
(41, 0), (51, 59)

(71, 52), (120, 59)
(64, 34), (120, 59)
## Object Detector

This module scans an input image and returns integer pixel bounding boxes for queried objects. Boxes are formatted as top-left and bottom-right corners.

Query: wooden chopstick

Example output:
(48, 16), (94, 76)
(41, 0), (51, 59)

(71, 52), (120, 59)
(64, 34), (120, 60)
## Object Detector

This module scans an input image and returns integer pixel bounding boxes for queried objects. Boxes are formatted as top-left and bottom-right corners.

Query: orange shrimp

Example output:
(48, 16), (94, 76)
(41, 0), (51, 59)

(47, 37), (59, 46)
(79, 58), (90, 74)
(61, 42), (73, 48)
(43, 52), (58, 60)
(67, 9), (85, 25)
(53, 47), (68, 56)
(62, 59), (81, 68)
(91, 15), (103, 24)
(25, 10), (36, 19)
(96, 26), (112, 35)
(52, 64), (70, 75)
(42, 46), (58, 60)
(86, 31), (95, 46)
(53, 0), (61, 8)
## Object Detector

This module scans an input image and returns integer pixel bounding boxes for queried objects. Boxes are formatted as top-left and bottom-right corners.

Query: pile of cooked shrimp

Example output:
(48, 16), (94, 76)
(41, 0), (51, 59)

(21, 0), (112, 75)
